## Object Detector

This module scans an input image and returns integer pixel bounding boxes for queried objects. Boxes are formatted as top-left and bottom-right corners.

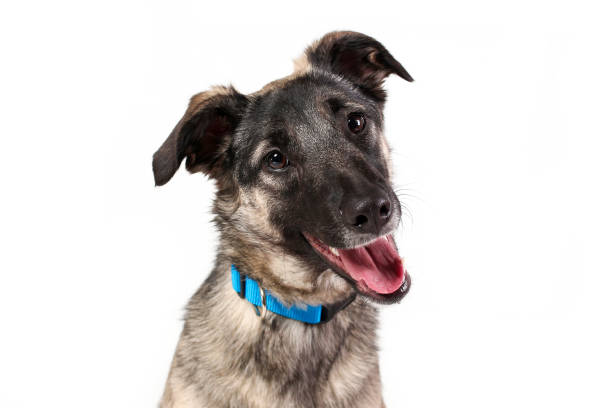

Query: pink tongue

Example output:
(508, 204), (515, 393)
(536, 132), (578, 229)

(338, 237), (405, 294)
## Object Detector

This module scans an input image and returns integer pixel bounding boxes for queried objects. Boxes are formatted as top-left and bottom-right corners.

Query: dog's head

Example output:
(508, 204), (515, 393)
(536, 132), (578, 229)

(153, 31), (412, 305)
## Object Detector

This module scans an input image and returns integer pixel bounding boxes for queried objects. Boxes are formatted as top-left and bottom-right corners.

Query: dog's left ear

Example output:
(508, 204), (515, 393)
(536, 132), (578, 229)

(303, 31), (412, 101)
(152, 86), (248, 186)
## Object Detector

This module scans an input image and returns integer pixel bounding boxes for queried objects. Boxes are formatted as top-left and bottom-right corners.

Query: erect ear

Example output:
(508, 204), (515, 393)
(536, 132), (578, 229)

(152, 86), (248, 186)
(303, 31), (412, 101)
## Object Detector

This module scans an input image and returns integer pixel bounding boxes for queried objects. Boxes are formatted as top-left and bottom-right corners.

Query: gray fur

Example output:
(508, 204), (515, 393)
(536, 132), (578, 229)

(154, 31), (411, 407)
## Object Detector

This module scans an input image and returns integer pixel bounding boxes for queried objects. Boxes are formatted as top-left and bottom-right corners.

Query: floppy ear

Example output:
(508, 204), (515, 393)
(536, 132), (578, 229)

(152, 86), (248, 186)
(304, 31), (412, 101)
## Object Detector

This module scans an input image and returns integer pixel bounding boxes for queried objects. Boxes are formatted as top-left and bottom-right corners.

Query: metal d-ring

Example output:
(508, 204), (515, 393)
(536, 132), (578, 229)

(252, 285), (268, 319)
(258, 286), (267, 319)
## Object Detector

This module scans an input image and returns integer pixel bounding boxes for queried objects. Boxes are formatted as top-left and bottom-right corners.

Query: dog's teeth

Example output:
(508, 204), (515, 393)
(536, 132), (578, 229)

(330, 247), (339, 256)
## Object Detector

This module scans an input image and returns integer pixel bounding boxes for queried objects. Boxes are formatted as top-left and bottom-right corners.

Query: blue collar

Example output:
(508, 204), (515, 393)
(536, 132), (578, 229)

(230, 264), (355, 324)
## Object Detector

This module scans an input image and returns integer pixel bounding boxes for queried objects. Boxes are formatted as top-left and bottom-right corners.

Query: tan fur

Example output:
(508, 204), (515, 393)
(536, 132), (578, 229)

(255, 47), (313, 97)
(154, 30), (412, 408)
(161, 263), (384, 408)
(292, 53), (311, 74)
(161, 361), (205, 408)
(379, 132), (394, 178)
(187, 85), (237, 117)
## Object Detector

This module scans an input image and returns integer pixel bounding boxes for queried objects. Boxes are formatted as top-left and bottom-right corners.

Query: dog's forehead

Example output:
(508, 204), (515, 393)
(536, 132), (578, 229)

(235, 73), (381, 148)
(254, 74), (352, 118)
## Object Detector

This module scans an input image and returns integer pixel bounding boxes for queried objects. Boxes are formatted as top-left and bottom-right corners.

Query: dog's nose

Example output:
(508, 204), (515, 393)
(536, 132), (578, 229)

(341, 194), (392, 235)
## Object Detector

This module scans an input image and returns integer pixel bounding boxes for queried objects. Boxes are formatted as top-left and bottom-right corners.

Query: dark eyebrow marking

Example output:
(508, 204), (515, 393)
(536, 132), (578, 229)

(326, 97), (345, 114)
(266, 129), (291, 146)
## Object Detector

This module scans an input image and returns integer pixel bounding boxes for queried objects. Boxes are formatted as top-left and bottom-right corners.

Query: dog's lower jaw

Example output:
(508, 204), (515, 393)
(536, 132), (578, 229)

(160, 261), (386, 408)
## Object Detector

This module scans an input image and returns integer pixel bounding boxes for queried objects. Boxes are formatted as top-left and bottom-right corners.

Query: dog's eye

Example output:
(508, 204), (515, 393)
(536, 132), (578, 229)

(265, 150), (289, 170)
(347, 113), (366, 133)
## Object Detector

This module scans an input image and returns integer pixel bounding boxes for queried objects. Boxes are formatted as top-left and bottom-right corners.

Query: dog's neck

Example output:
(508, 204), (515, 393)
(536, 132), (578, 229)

(176, 257), (383, 407)
(230, 263), (356, 324)
(186, 256), (380, 346)
(196, 257), (379, 348)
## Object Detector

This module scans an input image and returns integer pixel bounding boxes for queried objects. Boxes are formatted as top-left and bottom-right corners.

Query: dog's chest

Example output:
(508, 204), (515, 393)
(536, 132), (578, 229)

(168, 271), (384, 407)
(174, 301), (382, 407)
(223, 305), (382, 407)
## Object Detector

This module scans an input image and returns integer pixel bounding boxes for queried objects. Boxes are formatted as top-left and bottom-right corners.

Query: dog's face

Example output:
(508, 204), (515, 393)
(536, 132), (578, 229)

(153, 32), (412, 304)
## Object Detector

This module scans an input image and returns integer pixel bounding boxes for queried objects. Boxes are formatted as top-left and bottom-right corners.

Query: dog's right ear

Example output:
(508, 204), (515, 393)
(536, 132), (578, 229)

(152, 86), (248, 186)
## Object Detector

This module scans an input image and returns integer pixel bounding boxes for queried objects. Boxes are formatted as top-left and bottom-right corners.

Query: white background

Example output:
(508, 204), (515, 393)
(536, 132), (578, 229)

(1, 1), (611, 407)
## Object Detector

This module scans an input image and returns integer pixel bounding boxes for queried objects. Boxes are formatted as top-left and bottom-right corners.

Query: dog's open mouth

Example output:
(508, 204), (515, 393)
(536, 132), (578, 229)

(304, 234), (410, 301)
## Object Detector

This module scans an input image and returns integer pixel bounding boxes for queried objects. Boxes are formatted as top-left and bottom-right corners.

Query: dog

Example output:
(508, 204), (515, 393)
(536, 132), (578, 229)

(153, 31), (412, 408)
